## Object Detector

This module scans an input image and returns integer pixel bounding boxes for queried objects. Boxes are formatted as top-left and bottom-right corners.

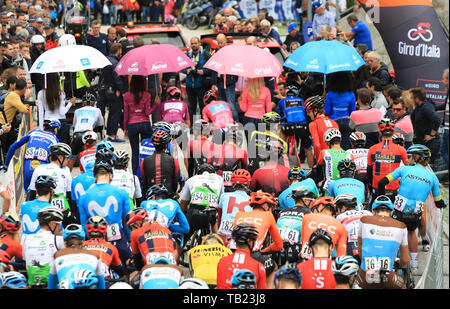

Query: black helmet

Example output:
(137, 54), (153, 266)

(96, 148), (116, 166)
(337, 158), (356, 177)
(35, 175), (57, 191)
(292, 187), (316, 201)
(309, 228), (333, 247)
(232, 224), (258, 245)
(93, 160), (114, 175)
(83, 93), (97, 105)
(49, 143), (71, 157)
(146, 184), (169, 200)
(151, 130), (171, 147)
(286, 85), (299, 97)
(43, 119), (61, 131)
(114, 150), (130, 168)
(196, 163), (216, 175)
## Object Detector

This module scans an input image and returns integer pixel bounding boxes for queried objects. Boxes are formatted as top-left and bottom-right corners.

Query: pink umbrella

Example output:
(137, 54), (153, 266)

(204, 45), (283, 78)
(115, 44), (195, 75)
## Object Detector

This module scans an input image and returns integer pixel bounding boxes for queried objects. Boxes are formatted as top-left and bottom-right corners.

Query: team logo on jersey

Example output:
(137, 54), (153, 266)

(31, 160), (41, 169)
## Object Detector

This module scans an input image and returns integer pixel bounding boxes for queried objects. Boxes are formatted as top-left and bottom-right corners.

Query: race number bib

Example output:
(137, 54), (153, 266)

(107, 223), (122, 242)
(365, 257), (391, 271)
(145, 252), (176, 265)
(394, 195), (424, 214)
(219, 219), (234, 235)
(147, 210), (170, 227)
(51, 194), (68, 211)
(279, 227), (300, 244)
(300, 242), (312, 260)
(222, 171), (232, 186)
(191, 191), (219, 207)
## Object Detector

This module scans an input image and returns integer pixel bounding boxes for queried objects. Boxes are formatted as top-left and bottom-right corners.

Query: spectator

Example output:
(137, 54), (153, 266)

(107, 26), (117, 51)
(110, 0), (121, 24)
(319, 24), (336, 41)
(86, 20), (109, 56)
(326, 0), (346, 20)
(312, 1), (335, 38)
(392, 98), (414, 149)
(352, 44), (371, 91)
(383, 85), (402, 120)
(324, 71), (356, 150)
(349, 87), (382, 148)
(366, 77), (388, 115)
(289, 41), (300, 53)
(43, 22), (58, 50)
(337, 14), (372, 50)
(116, 28), (133, 55)
(150, 0), (164, 21)
(244, 20), (257, 33)
(410, 87), (441, 164)
(260, 19), (282, 44)
(226, 16), (237, 33)
(366, 51), (392, 86)
(439, 68), (449, 168)
(213, 14), (228, 34)
(282, 23), (304, 52)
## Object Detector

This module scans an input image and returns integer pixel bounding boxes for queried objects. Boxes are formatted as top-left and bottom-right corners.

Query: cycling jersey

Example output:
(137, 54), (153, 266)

(185, 138), (214, 176)
(22, 229), (65, 286)
(277, 96), (307, 124)
(347, 148), (369, 177)
(202, 100), (235, 130)
(216, 248), (266, 289)
(130, 222), (176, 265)
(71, 167), (96, 205)
(249, 129), (288, 156)
(276, 207), (311, 245)
(78, 146), (96, 174)
(181, 172), (224, 209)
(0, 234), (22, 262)
(387, 164), (442, 215)
(82, 238), (122, 272)
(111, 169), (142, 209)
(297, 257), (336, 289)
(140, 264), (183, 289)
(20, 199), (52, 235)
(327, 177), (366, 206)
(367, 139), (407, 190)
(309, 115), (339, 162)
(48, 249), (105, 289)
(317, 147), (353, 190)
(137, 139), (174, 179)
(218, 190), (252, 238)
(28, 163), (72, 211)
(140, 198), (190, 235)
(209, 143), (248, 188)
(278, 178), (319, 210)
(300, 213), (347, 259)
(72, 106), (104, 133)
(188, 243), (232, 286)
(336, 209), (372, 257)
(159, 99), (189, 124)
(250, 162), (290, 196)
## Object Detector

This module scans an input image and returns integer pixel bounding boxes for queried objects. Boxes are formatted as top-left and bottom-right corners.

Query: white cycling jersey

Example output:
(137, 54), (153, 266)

(110, 169), (142, 201)
(336, 209), (372, 244)
(73, 106), (104, 133)
(347, 148), (369, 174)
(181, 172), (224, 208)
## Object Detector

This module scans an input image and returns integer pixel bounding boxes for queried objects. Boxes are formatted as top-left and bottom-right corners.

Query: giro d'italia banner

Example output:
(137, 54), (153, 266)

(237, 0), (301, 21)
(360, 0), (449, 103)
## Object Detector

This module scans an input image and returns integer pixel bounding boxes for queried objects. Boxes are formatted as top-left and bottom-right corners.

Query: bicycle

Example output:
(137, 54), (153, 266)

(394, 258), (415, 289)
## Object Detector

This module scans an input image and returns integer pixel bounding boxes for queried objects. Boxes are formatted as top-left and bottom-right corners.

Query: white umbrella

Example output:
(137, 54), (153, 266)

(29, 45), (111, 74)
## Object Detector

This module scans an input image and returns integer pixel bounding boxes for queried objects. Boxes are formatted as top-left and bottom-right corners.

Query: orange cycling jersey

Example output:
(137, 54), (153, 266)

(297, 257), (336, 289)
(130, 223), (176, 263)
(301, 213), (347, 258)
(309, 115), (339, 162)
(233, 209), (283, 253)
(0, 234), (23, 261)
(82, 238), (122, 268)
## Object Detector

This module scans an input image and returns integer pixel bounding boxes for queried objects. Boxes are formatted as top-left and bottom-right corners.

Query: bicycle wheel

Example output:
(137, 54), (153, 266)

(178, 230), (202, 268)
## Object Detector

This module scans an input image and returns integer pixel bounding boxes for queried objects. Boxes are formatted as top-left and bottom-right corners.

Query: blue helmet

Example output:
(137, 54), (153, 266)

(63, 224), (86, 241)
(288, 166), (307, 181)
(406, 144), (431, 160)
(1, 271), (28, 289)
(273, 263), (302, 287)
(332, 255), (359, 277)
(43, 118), (61, 131)
(146, 184), (169, 200)
(152, 257), (172, 265)
(96, 141), (114, 152)
(72, 270), (98, 289)
(231, 269), (256, 289)
(371, 195), (394, 211)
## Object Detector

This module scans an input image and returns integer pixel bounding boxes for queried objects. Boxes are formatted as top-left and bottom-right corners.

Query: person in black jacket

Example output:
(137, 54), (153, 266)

(86, 20), (109, 56)
(282, 23), (305, 52)
(366, 51), (392, 87)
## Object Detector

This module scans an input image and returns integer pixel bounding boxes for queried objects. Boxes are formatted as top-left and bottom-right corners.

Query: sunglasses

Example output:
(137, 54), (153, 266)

(392, 108), (404, 112)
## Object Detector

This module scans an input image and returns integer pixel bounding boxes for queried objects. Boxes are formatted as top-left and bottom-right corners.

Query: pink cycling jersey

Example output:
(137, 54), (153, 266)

(159, 99), (189, 124)
(202, 100), (235, 129)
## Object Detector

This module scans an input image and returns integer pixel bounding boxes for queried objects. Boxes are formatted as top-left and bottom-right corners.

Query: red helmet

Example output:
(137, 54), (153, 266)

(378, 118), (395, 133)
(310, 197), (336, 212)
(166, 86), (181, 98)
(86, 216), (108, 237)
(203, 89), (217, 105)
(304, 95), (324, 111)
(151, 130), (171, 146)
(125, 208), (148, 227)
(0, 212), (21, 233)
(231, 169), (251, 186)
(250, 192), (277, 207)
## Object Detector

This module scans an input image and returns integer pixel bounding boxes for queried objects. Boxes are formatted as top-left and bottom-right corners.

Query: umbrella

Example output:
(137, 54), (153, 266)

(283, 40), (364, 75)
(29, 45), (112, 74)
(204, 45), (283, 78)
(115, 44), (194, 76)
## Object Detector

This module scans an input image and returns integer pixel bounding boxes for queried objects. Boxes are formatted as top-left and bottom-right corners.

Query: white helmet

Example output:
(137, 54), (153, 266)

(30, 34), (45, 45)
(109, 282), (133, 289)
(178, 278), (209, 289)
(324, 128), (341, 143)
(58, 34), (77, 47)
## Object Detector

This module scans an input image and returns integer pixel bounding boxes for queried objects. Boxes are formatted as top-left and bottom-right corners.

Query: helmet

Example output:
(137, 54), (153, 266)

(49, 143), (71, 157)
(82, 93), (97, 105)
(249, 192), (277, 207)
(1, 272), (28, 289)
(337, 158), (356, 176)
(334, 194), (357, 209)
(288, 167), (307, 181)
(179, 278), (209, 289)
(304, 95), (324, 111)
(371, 195), (394, 211)
(109, 282), (133, 289)
(323, 128), (341, 143)
(58, 33), (76, 46)
(43, 118), (61, 131)
(349, 131), (366, 147)
(196, 163), (216, 175)
(406, 144), (431, 161)
(63, 224), (86, 241)
(93, 160), (114, 175)
(125, 208), (148, 227)
(170, 122), (183, 138)
(392, 133), (405, 146)
(192, 119), (211, 135)
(86, 216), (108, 238)
(37, 206), (64, 225)
(332, 255), (359, 277)
(114, 150), (130, 168)
(378, 118), (395, 133)
(96, 148), (116, 165)
(166, 86), (181, 99)
(230, 169), (251, 186)
(285, 85), (299, 97)
(151, 130), (171, 147)
(152, 121), (173, 134)
(231, 269), (256, 289)
(35, 175), (57, 191)
(309, 228), (333, 247)
(262, 112), (281, 124)
(30, 34), (45, 44)
(291, 186), (317, 201)
(152, 257), (172, 265)
(273, 263), (302, 287)
(0, 212), (21, 233)
(231, 223), (258, 245)
(310, 196), (336, 213)
(201, 233), (225, 246)
(146, 184), (169, 200)
(72, 270), (98, 289)
(96, 141), (114, 152)
(203, 89), (217, 105)
(82, 131), (98, 145)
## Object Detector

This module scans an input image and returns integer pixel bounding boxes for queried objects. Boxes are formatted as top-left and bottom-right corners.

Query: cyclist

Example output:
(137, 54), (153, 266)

(216, 224), (266, 289)
(111, 150), (142, 208)
(184, 119), (214, 177)
(140, 130), (181, 198)
(273, 263), (303, 289)
(377, 144), (447, 273)
(78, 130), (98, 173)
(0, 119), (60, 191)
(78, 161), (132, 265)
(304, 95), (340, 166)
(356, 195), (410, 289)
(335, 194), (372, 261)
(327, 158), (366, 206)
(392, 133), (406, 148)
(48, 224), (106, 289)
(72, 270), (100, 289)
(348, 131), (369, 184)
(278, 167), (319, 210)
(367, 118), (408, 203)
(218, 169), (252, 246)
(231, 269), (257, 289)
(297, 229), (337, 289)
(187, 234), (232, 288)
(158, 86), (190, 127)
(300, 197), (348, 260)
(20, 175), (56, 236)
(82, 216), (126, 281)
(0, 212), (23, 268)
(22, 206), (65, 287)
(139, 258), (184, 289)
(332, 255), (360, 289)
(179, 278), (210, 289)
(71, 161), (96, 205)
(0, 271), (28, 289)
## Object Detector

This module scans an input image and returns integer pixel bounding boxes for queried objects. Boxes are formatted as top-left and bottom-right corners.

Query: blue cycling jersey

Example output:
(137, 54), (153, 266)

(276, 206), (311, 244)
(387, 164), (442, 215)
(140, 198), (190, 235)
(20, 199), (52, 235)
(277, 96), (307, 124)
(218, 190), (252, 237)
(327, 177), (366, 206)
(278, 179), (319, 209)
(137, 139), (174, 179)
(71, 169), (96, 204)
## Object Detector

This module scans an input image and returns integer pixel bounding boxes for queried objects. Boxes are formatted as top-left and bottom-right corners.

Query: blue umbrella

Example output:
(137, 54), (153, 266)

(283, 40), (365, 74)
